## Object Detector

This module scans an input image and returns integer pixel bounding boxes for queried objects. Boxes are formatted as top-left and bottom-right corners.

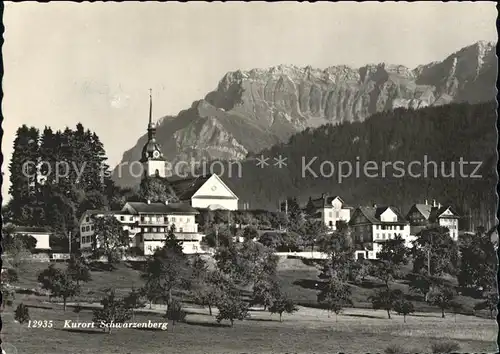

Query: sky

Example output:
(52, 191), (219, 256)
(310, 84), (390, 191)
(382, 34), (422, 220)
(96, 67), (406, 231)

(2, 2), (497, 203)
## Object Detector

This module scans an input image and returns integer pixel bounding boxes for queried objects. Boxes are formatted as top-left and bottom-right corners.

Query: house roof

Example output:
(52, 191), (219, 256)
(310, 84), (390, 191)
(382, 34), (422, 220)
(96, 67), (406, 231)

(168, 175), (212, 200)
(12, 226), (51, 234)
(126, 202), (199, 215)
(307, 195), (349, 209)
(355, 206), (408, 224)
(408, 204), (459, 221)
(429, 206), (460, 220)
(413, 204), (432, 219)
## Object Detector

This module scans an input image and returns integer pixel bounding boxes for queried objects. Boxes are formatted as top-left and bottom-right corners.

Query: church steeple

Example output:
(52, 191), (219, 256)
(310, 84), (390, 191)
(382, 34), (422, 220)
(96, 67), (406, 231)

(140, 89), (165, 177)
(147, 88), (155, 140)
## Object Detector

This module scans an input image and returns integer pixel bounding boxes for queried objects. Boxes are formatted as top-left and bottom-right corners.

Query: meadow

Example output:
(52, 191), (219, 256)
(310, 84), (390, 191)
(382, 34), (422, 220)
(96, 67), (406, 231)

(3, 257), (497, 354)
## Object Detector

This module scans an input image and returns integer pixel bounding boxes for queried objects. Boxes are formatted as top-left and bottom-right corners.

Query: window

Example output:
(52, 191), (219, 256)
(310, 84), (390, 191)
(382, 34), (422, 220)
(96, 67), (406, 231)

(130, 216), (134, 221)
(90, 225), (93, 231)
(329, 221), (333, 227)
(81, 227), (85, 232)
(164, 217), (169, 223)
(85, 217), (89, 222)
(335, 211), (340, 219)
(152, 228), (157, 233)
(144, 227), (149, 232)
(159, 227), (165, 232)
(141, 216), (145, 222)
(120, 216), (124, 221)
(382, 233), (386, 239)
(179, 228), (183, 232)
(329, 211), (333, 218)
(399, 225), (404, 230)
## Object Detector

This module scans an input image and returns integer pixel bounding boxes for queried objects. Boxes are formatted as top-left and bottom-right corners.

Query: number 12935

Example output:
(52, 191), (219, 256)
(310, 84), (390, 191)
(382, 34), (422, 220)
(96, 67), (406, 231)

(28, 320), (53, 328)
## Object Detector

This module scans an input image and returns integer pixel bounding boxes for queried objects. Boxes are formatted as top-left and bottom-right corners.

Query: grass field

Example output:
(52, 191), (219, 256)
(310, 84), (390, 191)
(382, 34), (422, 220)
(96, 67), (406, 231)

(2, 299), (497, 354)
(3, 257), (497, 353)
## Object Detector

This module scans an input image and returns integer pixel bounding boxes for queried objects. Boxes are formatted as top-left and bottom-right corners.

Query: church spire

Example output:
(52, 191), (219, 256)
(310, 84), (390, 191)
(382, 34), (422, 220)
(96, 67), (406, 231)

(147, 89), (155, 140)
(148, 88), (153, 129)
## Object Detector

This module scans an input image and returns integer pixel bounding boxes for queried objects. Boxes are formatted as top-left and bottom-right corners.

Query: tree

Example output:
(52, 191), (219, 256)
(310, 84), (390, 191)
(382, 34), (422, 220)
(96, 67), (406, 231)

(268, 293), (298, 322)
(91, 215), (129, 263)
(9, 125), (42, 226)
(251, 277), (282, 310)
(242, 226), (259, 242)
(2, 226), (34, 271)
(73, 304), (82, 321)
(302, 219), (328, 255)
(140, 278), (164, 309)
(473, 291), (498, 319)
(163, 225), (183, 254)
(393, 298), (415, 323)
(92, 289), (132, 334)
(216, 293), (249, 327)
(189, 256), (219, 316)
(428, 286), (455, 318)
(142, 245), (189, 307)
(318, 231), (354, 282)
(67, 254), (91, 286)
(138, 176), (177, 203)
(165, 298), (186, 328)
(1, 283), (16, 310)
(369, 288), (403, 319)
(457, 227), (497, 293)
(412, 227), (459, 277)
(37, 264), (80, 311)
(378, 235), (409, 267)
(14, 303), (30, 333)
(317, 275), (352, 321)
(123, 287), (146, 320)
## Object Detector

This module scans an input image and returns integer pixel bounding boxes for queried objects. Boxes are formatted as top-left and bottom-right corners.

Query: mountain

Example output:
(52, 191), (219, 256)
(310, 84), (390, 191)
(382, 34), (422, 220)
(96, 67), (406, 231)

(113, 41), (496, 187)
(221, 101), (497, 222)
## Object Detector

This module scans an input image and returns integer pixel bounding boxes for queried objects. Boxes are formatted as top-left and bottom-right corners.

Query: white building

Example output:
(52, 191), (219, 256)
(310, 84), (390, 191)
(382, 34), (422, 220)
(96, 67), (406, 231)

(349, 205), (411, 260)
(79, 201), (204, 256)
(305, 195), (351, 231)
(11, 226), (52, 251)
(406, 200), (460, 241)
(169, 174), (239, 211)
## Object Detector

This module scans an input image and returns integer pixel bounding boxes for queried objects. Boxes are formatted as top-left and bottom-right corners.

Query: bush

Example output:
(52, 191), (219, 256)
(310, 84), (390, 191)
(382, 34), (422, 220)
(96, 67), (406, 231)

(431, 340), (460, 353)
(384, 343), (407, 354)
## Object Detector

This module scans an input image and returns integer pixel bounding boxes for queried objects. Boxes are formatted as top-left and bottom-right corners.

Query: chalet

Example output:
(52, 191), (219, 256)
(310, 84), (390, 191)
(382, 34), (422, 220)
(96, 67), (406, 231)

(79, 201), (203, 256)
(349, 205), (411, 260)
(406, 200), (460, 241)
(305, 194), (351, 231)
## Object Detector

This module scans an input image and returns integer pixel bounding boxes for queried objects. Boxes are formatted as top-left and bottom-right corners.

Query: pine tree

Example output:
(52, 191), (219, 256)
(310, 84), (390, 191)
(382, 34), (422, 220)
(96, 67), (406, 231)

(9, 125), (42, 225)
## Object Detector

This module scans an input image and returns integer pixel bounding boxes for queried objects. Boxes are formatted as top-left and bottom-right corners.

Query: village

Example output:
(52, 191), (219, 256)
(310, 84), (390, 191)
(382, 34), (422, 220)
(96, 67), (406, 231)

(4, 93), (474, 261)
(1, 3), (497, 352)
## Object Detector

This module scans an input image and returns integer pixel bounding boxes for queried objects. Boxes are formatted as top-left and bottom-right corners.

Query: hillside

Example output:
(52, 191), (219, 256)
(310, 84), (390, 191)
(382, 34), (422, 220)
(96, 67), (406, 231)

(112, 41), (497, 187)
(221, 101), (497, 219)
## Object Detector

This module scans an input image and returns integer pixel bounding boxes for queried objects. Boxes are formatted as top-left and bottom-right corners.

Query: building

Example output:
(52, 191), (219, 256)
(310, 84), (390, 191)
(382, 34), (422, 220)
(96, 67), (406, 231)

(305, 194), (351, 231)
(349, 205), (411, 260)
(169, 174), (238, 211)
(11, 226), (51, 251)
(406, 200), (460, 241)
(79, 201), (204, 256)
(139, 90), (239, 211)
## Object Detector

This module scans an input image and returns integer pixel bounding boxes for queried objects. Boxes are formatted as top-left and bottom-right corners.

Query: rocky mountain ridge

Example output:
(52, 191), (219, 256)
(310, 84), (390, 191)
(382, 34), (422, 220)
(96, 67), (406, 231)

(113, 41), (496, 187)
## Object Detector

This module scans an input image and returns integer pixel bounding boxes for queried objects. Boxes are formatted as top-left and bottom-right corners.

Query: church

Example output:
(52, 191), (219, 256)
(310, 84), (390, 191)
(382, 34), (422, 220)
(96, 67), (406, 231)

(139, 90), (239, 211)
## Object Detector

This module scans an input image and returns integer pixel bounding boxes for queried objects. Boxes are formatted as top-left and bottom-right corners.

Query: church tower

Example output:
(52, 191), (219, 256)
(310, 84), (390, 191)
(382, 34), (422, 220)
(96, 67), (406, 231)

(140, 89), (166, 178)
